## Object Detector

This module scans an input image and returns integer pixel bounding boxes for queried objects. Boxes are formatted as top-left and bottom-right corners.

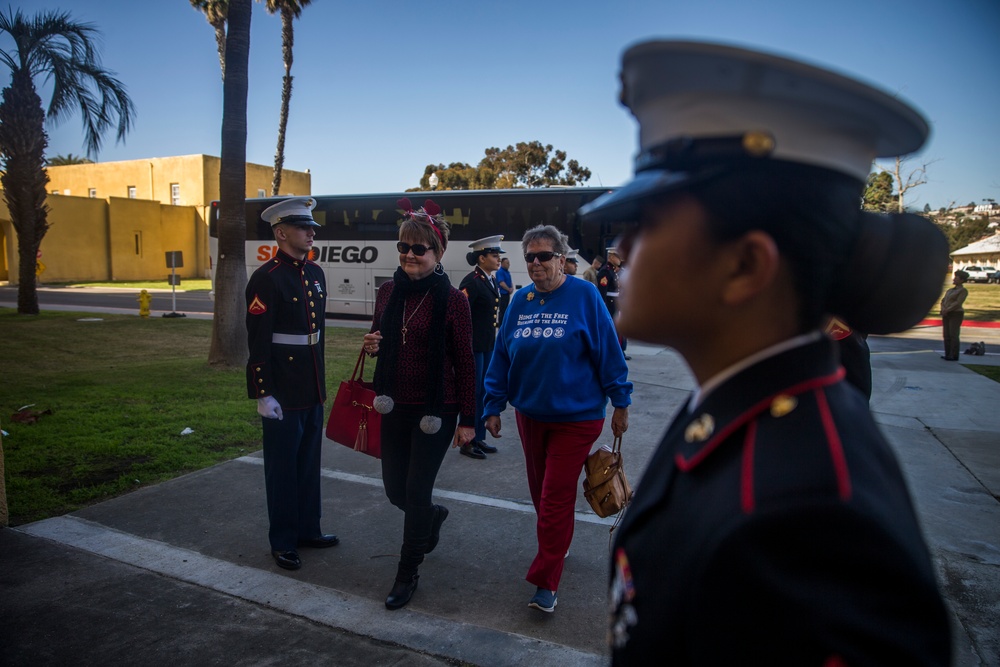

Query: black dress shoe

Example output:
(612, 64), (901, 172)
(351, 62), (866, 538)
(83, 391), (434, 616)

(624, 355), (632, 360)
(271, 550), (301, 570)
(299, 534), (340, 548)
(427, 505), (449, 554)
(385, 575), (419, 610)
(475, 439), (498, 454)
(460, 443), (486, 459)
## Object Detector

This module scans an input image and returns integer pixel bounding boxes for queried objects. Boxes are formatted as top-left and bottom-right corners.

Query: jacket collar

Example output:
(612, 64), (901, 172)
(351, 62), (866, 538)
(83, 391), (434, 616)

(617, 335), (844, 535)
(272, 248), (311, 267)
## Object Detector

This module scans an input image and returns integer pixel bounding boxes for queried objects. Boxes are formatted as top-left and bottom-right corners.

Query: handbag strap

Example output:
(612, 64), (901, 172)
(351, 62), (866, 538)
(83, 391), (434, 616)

(607, 433), (626, 552)
(350, 346), (367, 381)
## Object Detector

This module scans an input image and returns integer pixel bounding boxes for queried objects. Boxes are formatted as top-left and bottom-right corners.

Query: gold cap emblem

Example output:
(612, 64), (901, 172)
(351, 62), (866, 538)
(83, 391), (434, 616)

(684, 413), (715, 443)
(770, 394), (798, 418)
(742, 131), (776, 157)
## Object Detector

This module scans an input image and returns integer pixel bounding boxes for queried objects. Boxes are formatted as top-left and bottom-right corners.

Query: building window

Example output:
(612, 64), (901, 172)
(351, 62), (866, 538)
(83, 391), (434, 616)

(170, 183), (180, 206)
(127, 186), (137, 199)
(88, 188), (97, 198)
(134, 231), (143, 257)
(257, 189), (266, 198)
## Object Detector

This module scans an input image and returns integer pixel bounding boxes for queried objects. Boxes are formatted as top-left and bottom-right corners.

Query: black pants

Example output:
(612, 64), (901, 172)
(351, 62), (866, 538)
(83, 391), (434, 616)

(261, 403), (324, 551)
(380, 410), (456, 578)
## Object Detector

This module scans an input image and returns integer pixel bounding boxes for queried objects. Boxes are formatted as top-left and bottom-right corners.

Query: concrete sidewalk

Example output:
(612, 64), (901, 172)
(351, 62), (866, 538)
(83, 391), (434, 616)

(2, 326), (999, 666)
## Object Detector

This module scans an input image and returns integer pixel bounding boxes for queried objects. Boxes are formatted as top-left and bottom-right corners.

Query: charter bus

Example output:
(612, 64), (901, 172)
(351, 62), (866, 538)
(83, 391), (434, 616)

(208, 187), (625, 319)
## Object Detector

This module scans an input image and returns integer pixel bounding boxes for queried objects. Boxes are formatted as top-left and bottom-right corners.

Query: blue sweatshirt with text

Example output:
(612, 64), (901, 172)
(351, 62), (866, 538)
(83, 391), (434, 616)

(483, 276), (632, 423)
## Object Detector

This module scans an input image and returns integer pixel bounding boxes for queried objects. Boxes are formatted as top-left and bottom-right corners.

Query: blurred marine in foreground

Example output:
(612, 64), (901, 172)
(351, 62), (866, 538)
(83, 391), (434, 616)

(580, 40), (951, 665)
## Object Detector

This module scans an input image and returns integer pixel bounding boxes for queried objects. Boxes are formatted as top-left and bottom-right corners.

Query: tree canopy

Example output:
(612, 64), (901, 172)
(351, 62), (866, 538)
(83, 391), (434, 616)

(415, 141), (592, 191)
(936, 216), (992, 253)
(862, 170), (894, 213)
(46, 153), (93, 166)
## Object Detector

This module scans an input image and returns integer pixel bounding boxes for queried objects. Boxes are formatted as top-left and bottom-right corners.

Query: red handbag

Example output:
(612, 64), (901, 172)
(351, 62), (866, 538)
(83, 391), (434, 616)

(325, 347), (381, 458)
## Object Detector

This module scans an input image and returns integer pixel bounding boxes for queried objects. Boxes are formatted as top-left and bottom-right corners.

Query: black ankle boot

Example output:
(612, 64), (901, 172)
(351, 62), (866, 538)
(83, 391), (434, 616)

(426, 505), (449, 554)
(385, 574), (419, 610)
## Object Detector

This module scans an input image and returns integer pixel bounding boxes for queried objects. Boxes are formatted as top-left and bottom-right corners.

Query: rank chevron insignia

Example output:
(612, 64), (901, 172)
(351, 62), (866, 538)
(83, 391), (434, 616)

(248, 295), (267, 315)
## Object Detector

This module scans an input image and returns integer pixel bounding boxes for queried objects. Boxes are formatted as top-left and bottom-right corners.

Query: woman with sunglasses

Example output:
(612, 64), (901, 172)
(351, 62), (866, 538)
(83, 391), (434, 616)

(362, 198), (476, 610)
(483, 224), (632, 613)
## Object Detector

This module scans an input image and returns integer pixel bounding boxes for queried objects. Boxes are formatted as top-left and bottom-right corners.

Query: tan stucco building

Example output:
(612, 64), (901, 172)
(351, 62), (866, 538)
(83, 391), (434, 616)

(0, 154), (310, 284)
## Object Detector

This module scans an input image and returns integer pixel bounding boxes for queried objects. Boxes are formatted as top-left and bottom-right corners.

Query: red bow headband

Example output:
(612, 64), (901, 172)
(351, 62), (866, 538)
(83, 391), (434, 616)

(398, 197), (445, 246)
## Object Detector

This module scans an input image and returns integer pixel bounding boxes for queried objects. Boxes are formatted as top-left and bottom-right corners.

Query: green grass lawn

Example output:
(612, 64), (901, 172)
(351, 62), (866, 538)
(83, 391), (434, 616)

(926, 282), (1000, 322)
(966, 365), (1000, 383)
(0, 309), (363, 526)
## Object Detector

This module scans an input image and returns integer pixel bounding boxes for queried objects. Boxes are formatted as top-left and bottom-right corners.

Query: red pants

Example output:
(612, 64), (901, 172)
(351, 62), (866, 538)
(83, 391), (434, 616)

(515, 411), (604, 591)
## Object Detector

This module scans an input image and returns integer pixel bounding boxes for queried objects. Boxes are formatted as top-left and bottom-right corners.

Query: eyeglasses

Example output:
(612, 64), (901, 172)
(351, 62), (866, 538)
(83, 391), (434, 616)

(397, 242), (431, 256)
(524, 251), (562, 263)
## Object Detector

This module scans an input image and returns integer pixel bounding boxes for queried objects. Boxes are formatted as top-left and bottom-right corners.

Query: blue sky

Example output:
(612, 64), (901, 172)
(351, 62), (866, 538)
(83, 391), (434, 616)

(18, 0), (1000, 210)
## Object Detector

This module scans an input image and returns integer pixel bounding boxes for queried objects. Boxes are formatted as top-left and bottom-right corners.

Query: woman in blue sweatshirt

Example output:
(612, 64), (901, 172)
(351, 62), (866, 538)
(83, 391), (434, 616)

(483, 224), (632, 613)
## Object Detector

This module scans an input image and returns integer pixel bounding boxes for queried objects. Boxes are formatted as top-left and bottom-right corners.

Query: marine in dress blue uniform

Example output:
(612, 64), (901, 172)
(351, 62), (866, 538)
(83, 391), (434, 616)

(246, 197), (338, 571)
(597, 248), (628, 358)
(580, 40), (951, 665)
(596, 249), (621, 316)
(459, 235), (504, 459)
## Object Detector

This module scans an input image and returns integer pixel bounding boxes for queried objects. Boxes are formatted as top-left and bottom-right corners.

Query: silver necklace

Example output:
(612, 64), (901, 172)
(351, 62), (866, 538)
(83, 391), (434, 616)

(401, 290), (430, 345)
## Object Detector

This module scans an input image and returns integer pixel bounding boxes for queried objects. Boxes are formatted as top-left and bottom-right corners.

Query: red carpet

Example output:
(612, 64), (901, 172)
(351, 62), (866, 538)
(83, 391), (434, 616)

(918, 319), (1000, 328)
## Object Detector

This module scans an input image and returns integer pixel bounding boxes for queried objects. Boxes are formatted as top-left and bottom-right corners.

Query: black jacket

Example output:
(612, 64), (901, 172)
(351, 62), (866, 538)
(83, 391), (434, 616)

(597, 263), (619, 315)
(609, 335), (950, 666)
(459, 266), (499, 354)
(245, 249), (327, 409)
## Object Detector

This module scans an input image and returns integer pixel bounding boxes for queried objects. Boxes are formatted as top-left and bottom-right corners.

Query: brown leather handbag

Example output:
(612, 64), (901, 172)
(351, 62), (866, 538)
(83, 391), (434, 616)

(325, 348), (381, 458)
(582, 435), (632, 518)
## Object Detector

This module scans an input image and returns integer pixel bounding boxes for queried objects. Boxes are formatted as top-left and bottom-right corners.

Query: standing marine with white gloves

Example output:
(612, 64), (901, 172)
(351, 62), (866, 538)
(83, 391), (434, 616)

(246, 197), (339, 571)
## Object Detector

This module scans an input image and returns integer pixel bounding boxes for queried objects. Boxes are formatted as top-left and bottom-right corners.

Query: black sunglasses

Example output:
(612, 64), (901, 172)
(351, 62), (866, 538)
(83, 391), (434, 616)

(397, 242), (431, 256)
(524, 251), (562, 263)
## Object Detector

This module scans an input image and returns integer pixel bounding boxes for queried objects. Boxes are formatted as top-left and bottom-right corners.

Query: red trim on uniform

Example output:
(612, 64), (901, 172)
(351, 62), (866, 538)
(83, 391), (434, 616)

(676, 368), (846, 472)
(740, 420), (757, 514)
(815, 387), (852, 501)
(822, 655), (849, 667)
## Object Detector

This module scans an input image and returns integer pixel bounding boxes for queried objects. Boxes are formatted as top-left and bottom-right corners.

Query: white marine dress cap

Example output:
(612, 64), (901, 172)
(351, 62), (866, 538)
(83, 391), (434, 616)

(469, 235), (505, 253)
(261, 197), (321, 227)
(580, 40), (930, 222)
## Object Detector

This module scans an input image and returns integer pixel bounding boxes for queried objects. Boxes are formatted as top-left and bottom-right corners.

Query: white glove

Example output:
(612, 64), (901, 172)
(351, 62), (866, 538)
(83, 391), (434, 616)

(257, 396), (283, 420)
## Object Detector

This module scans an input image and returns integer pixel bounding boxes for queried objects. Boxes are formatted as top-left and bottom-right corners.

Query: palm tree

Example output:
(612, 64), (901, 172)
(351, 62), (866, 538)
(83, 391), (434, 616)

(263, 0), (312, 196)
(46, 153), (93, 166)
(190, 0), (229, 82)
(0, 8), (134, 315)
(209, 0), (252, 367)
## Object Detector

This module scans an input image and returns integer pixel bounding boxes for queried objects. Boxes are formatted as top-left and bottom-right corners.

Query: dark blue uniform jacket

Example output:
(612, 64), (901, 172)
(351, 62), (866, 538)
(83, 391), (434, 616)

(245, 249), (327, 409)
(609, 336), (950, 666)
(459, 266), (500, 354)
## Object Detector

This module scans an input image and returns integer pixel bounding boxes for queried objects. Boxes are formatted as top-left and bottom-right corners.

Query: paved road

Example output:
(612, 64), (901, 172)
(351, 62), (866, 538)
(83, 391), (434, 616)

(1, 295), (998, 665)
(0, 285), (215, 318)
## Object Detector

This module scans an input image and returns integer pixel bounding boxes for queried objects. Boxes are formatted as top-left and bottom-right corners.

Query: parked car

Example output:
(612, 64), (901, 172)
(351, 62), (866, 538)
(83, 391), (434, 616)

(989, 269), (1000, 284)
(961, 266), (996, 283)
